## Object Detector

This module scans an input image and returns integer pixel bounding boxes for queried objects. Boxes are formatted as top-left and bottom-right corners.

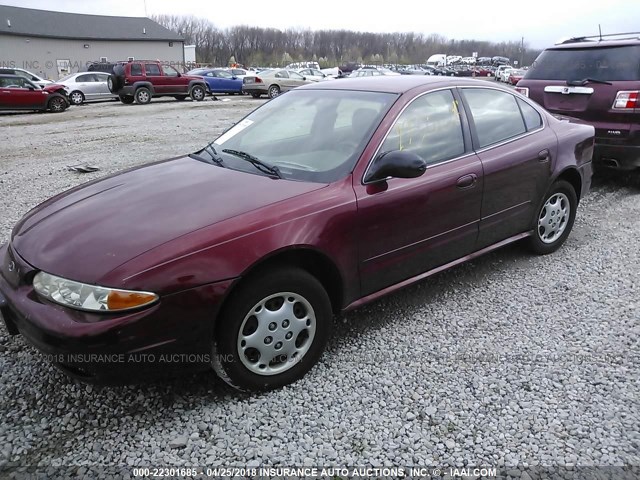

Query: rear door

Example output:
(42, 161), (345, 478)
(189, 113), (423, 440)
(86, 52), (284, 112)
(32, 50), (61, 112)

(94, 73), (113, 98)
(459, 87), (554, 248)
(144, 63), (164, 93)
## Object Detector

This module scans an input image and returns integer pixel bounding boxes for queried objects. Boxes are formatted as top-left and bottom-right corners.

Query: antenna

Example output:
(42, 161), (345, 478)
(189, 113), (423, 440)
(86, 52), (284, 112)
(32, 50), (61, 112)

(143, 0), (148, 16)
(599, 24), (602, 41)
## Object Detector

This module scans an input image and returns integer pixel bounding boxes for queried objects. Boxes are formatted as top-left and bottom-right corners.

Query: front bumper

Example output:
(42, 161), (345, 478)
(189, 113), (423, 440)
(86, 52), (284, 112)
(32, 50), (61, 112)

(0, 243), (235, 383)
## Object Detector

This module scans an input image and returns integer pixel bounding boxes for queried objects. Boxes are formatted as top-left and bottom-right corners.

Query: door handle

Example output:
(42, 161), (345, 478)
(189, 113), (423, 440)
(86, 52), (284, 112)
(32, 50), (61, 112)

(456, 173), (477, 189)
(538, 149), (550, 162)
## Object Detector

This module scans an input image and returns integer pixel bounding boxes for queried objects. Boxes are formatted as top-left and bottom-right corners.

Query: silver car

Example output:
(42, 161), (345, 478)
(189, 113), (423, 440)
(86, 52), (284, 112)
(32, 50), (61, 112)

(242, 69), (313, 98)
(58, 72), (118, 105)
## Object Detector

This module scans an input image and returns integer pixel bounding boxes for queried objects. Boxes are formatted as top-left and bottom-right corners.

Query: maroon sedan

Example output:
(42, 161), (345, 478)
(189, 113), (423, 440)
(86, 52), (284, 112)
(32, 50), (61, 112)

(0, 77), (594, 391)
(0, 74), (69, 112)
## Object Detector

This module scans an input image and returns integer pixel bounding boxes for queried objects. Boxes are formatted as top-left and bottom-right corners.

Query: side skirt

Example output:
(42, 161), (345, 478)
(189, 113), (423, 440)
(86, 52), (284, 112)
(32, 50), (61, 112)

(344, 231), (532, 312)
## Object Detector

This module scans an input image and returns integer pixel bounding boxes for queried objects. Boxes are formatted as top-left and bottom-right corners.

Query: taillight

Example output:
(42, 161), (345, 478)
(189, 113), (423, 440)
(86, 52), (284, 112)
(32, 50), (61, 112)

(255, 77), (263, 83)
(612, 91), (639, 109)
(514, 87), (529, 97)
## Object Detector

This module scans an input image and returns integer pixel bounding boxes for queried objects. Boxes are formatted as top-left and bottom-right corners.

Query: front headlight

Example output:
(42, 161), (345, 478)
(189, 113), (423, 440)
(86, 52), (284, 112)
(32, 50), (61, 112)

(33, 271), (158, 313)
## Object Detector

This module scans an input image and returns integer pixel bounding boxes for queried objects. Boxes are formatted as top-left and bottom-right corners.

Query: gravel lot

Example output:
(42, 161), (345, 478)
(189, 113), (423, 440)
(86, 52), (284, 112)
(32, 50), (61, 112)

(0, 97), (639, 477)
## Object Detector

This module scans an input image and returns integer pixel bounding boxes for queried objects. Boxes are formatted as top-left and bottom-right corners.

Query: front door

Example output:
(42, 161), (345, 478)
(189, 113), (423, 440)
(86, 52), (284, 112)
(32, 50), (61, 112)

(354, 89), (483, 296)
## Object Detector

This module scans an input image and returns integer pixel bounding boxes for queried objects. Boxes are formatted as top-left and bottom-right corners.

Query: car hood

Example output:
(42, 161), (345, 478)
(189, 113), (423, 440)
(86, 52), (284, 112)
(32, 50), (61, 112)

(12, 156), (326, 283)
(43, 83), (65, 92)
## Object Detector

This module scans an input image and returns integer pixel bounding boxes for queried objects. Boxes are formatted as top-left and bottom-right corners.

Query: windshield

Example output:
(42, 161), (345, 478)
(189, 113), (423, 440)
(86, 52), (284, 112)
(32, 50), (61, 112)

(210, 89), (398, 182)
(525, 45), (640, 81)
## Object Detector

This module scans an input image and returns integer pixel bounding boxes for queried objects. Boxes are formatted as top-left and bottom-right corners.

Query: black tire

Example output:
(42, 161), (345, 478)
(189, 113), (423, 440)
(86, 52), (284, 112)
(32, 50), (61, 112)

(267, 84), (280, 99)
(528, 180), (577, 255)
(119, 95), (134, 104)
(134, 87), (152, 105)
(212, 267), (333, 392)
(190, 84), (206, 101)
(251, 93), (261, 98)
(69, 90), (85, 105)
(47, 95), (68, 112)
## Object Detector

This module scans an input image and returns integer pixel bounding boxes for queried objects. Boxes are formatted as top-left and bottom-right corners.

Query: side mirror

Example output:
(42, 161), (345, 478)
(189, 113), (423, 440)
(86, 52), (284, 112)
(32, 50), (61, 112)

(232, 76), (237, 80)
(302, 76), (307, 80)
(365, 150), (427, 183)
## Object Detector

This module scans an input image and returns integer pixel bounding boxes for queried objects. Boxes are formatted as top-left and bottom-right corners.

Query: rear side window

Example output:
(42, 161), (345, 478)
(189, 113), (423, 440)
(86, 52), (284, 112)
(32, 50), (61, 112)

(517, 99), (543, 131)
(462, 89), (526, 148)
(76, 74), (94, 82)
(525, 46), (640, 81)
(130, 63), (142, 76)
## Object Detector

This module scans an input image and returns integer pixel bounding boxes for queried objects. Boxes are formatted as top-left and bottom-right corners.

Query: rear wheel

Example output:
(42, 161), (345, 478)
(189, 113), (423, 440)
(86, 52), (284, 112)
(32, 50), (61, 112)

(528, 180), (577, 255)
(134, 87), (151, 105)
(212, 267), (332, 392)
(69, 90), (85, 105)
(190, 85), (206, 101)
(267, 84), (280, 99)
(47, 95), (67, 112)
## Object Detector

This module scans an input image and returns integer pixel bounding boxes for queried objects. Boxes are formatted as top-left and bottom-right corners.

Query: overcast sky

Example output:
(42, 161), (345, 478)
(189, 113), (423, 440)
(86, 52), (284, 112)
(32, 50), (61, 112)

(3, 0), (640, 49)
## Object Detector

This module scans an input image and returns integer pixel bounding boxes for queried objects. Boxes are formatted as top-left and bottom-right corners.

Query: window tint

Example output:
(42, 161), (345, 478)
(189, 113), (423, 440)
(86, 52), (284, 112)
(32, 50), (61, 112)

(380, 89), (465, 165)
(275, 70), (289, 78)
(526, 46), (640, 81)
(217, 71), (233, 78)
(162, 65), (179, 76)
(517, 98), (542, 131)
(462, 89), (526, 148)
(145, 63), (161, 76)
(76, 74), (94, 82)
(130, 63), (142, 76)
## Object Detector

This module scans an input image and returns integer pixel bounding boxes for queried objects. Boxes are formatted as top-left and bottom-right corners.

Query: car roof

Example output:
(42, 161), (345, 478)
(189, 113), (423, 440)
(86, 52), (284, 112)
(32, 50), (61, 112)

(550, 38), (640, 49)
(301, 76), (508, 94)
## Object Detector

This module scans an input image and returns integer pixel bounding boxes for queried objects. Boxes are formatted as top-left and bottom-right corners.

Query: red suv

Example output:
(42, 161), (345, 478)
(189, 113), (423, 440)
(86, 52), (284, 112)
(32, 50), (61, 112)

(516, 33), (640, 171)
(0, 74), (69, 112)
(107, 60), (208, 105)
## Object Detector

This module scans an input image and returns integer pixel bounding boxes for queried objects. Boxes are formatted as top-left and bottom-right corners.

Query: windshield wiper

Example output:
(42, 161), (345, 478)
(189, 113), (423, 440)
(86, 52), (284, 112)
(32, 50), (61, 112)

(189, 142), (224, 166)
(221, 149), (282, 178)
(566, 78), (612, 86)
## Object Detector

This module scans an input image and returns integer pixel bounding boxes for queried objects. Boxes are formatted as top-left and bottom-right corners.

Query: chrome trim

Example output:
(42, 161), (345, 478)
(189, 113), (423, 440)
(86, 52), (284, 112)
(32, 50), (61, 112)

(544, 85), (594, 95)
(611, 90), (640, 110)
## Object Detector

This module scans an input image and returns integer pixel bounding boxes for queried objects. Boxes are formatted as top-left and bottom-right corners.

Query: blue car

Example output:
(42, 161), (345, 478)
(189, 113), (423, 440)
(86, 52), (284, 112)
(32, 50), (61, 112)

(188, 68), (244, 94)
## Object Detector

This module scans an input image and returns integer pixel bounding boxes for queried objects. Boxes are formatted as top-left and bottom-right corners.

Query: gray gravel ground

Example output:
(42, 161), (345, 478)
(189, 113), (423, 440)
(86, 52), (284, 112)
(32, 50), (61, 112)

(0, 97), (639, 476)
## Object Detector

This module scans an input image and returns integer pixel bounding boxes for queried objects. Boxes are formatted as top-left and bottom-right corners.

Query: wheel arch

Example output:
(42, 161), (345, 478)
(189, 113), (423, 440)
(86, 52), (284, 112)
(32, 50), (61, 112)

(224, 247), (345, 316)
(133, 81), (154, 94)
(555, 167), (582, 203)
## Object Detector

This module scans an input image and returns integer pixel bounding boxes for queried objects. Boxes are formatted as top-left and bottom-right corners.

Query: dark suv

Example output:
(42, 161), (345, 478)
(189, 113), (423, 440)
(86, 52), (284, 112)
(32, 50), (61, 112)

(106, 60), (208, 105)
(516, 33), (640, 171)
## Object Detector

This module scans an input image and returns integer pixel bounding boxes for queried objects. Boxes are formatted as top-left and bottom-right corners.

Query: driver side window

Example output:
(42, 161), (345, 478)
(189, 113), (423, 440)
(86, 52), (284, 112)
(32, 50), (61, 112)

(380, 89), (465, 166)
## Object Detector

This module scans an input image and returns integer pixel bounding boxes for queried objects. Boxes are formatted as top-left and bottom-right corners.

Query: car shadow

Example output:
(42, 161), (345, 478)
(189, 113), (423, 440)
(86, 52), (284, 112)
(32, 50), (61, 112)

(592, 168), (640, 191)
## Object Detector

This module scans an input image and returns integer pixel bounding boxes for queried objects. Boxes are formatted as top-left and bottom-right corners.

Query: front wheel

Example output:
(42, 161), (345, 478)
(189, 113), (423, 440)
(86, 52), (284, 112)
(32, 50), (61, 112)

(47, 95), (68, 112)
(212, 267), (333, 392)
(190, 85), (206, 101)
(267, 84), (280, 99)
(69, 90), (85, 105)
(528, 180), (577, 255)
